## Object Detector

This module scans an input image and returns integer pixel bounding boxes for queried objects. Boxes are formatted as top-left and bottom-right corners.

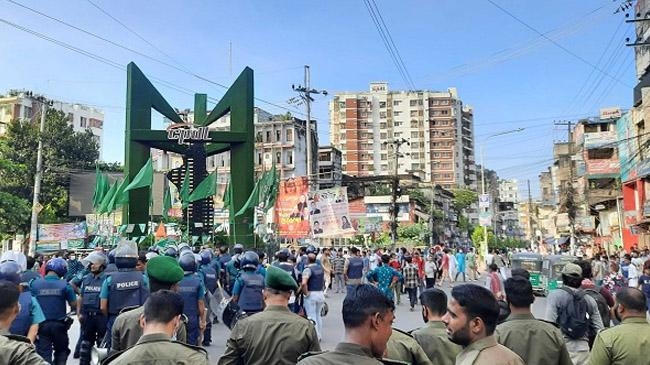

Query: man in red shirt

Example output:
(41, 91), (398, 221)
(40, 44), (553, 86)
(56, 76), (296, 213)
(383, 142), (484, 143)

(388, 254), (402, 304)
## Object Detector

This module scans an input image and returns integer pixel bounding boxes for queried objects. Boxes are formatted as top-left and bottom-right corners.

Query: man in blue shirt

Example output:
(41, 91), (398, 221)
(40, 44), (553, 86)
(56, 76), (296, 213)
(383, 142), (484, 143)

(0, 261), (45, 344)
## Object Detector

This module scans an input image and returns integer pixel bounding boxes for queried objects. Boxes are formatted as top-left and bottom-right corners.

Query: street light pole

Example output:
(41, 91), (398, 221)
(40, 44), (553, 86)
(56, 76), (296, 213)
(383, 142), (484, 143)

(29, 98), (50, 256)
(292, 66), (327, 186)
(480, 128), (524, 265)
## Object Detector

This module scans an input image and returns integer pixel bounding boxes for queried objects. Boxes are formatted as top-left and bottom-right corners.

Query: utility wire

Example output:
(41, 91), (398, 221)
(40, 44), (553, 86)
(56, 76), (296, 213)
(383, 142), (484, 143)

(486, 0), (632, 89)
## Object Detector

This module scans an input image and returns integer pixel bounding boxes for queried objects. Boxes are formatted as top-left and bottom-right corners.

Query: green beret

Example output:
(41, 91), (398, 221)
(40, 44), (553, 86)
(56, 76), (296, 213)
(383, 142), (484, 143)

(146, 256), (184, 284)
(265, 265), (298, 292)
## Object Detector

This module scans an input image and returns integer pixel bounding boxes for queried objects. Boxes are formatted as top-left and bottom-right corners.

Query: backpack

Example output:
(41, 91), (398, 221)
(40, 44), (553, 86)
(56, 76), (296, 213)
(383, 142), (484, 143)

(557, 287), (590, 340)
(583, 287), (610, 328)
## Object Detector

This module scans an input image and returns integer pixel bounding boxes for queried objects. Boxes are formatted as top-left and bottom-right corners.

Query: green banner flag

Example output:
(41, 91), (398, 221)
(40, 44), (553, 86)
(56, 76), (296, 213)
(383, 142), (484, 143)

(188, 172), (217, 203)
(192, 236), (199, 244)
(98, 180), (119, 214)
(235, 180), (260, 217)
(180, 167), (191, 209)
(124, 157), (153, 191)
(259, 165), (279, 212)
(92, 165), (108, 208)
(163, 186), (171, 219)
(107, 177), (129, 213)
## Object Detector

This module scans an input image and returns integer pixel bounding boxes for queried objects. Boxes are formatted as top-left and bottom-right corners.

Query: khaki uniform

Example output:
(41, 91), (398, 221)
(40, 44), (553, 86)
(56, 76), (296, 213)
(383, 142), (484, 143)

(297, 342), (384, 365)
(110, 306), (187, 354)
(0, 332), (48, 365)
(385, 328), (433, 365)
(588, 317), (650, 365)
(218, 305), (321, 365)
(496, 313), (572, 365)
(411, 321), (461, 365)
(103, 332), (208, 365)
(456, 335), (524, 365)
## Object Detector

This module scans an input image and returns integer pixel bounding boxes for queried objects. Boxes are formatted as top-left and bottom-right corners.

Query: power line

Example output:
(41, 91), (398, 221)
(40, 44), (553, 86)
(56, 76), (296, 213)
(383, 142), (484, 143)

(2, 3), (323, 120)
(486, 0), (632, 89)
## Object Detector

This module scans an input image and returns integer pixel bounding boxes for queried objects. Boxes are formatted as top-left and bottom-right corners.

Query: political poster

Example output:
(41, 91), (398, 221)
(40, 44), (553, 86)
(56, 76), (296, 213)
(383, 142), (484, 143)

(275, 176), (310, 238)
(478, 194), (490, 208)
(351, 216), (383, 234)
(38, 222), (87, 242)
(308, 187), (356, 238)
(86, 212), (122, 237)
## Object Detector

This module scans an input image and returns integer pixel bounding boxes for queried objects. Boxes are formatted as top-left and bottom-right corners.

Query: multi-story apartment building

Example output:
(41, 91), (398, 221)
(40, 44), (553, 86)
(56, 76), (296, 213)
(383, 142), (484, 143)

(498, 179), (519, 204)
(0, 90), (104, 156)
(329, 82), (476, 191)
(317, 146), (342, 190)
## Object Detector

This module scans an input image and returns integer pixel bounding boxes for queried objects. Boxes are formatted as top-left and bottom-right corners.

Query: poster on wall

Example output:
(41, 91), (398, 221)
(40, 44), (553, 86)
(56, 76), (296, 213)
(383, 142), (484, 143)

(275, 176), (311, 238)
(308, 187), (356, 238)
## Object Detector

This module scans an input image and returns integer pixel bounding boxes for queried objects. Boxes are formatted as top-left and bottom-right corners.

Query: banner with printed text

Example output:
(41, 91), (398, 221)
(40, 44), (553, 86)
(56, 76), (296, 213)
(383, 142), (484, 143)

(275, 176), (310, 238)
(38, 222), (87, 242)
(308, 187), (356, 238)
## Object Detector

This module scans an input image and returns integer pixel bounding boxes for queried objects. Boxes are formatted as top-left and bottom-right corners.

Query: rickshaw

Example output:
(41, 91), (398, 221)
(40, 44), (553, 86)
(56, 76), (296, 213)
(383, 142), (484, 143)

(541, 255), (578, 296)
(510, 253), (543, 294)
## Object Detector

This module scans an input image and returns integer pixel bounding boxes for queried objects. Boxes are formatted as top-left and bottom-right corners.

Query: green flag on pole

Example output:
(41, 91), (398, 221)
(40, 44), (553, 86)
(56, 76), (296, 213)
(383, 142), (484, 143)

(180, 167), (191, 209)
(188, 172), (217, 202)
(235, 180), (260, 217)
(107, 177), (129, 213)
(92, 165), (107, 208)
(124, 157), (153, 192)
(163, 186), (171, 219)
(98, 179), (119, 214)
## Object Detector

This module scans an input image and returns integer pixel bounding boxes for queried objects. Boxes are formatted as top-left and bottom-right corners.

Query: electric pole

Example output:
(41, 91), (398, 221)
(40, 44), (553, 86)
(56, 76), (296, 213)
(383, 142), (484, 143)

(29, 97), (50, 256)
(291, 66), (327, 186)
(383, 138), (409, 249)
(527, 179), (533, 246)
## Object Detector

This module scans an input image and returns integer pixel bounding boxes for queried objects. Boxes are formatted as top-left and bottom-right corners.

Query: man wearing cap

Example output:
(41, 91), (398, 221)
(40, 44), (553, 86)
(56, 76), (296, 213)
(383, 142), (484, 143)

(544, 262), (603, 365)
(218, 265), (320, 365)
(110, 256), (188, 354)
(0, 280), (48, 364)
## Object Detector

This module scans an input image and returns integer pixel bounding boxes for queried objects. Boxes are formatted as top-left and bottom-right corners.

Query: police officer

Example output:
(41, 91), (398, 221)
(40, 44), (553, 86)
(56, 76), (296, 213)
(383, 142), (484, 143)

(110, 256), (187, 354)
(198, 249), (217, 346)
(301, 249), (325, 341)
(178, 251), (207, 346)
(226, 253), (242, 295)
(100, 240), (148, 349)
(30, 257), (77, 364)
(164, 245), (179, 258)
(0, 280), (48, 365)
(219, 265), (321, 365)
(385, 328), (433, 365)
(103, 290), (209, 365)
(76, 252), (108, 365)
(0, 261), (45, 344)
(105, 249), (117, 273)
(232, 251), (265, 315)
(345, 247), (365, 290)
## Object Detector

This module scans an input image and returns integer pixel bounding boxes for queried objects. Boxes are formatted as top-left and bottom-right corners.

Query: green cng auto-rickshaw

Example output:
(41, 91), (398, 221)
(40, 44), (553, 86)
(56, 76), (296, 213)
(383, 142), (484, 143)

(541, 255), (578, 296)
(510, 253), (544, 294)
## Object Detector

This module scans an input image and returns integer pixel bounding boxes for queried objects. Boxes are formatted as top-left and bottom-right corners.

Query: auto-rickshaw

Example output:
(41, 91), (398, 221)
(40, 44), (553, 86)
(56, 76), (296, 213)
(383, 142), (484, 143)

(510, 253), (544, 294)
(541, 255), (578, 296)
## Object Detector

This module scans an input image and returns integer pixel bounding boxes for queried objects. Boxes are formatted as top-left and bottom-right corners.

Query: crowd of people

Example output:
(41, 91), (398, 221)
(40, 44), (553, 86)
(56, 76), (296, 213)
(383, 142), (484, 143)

(0, 242), (648, 364)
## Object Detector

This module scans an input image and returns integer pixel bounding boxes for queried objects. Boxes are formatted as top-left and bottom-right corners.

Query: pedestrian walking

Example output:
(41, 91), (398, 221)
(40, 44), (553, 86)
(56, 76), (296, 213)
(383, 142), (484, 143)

(466, 248), (478, 281)
(454, 248), (467, 282)
(411, 288), (461, 365)
(297, 284), (395, 365)
(402, 256), (419, 311)
(366, 255), (403, 302)
(301, 249), (326, 341)
(589, 288), (650, 364)
(0, 280), (48, 364)
(496, 276), (572, 365)
(102, 290), (209, 365)
(321, 249), (332, 296)
(218, 265), (320, 365)
(388, 254), (403, 305)
(331, 251), (346, 293)
(232, 251), (265, 317)
(344, 247), (365, 291)
(424, 255), (437, 288)
(543, 263), (604, 365)
(441, 284), (524, 365)
(485, 264), (504, 300)
(177, 251), (207, 346)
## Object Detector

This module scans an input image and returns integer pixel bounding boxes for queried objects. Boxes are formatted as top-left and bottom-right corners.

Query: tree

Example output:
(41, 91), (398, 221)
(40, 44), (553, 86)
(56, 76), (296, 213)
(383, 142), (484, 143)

(0, 109), (99, 231)
(452, 188), (477, 213)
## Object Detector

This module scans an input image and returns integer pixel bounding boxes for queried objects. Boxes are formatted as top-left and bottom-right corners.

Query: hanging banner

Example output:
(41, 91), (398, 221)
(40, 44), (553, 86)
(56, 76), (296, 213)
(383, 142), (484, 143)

(38, 222), (87, 242)
(275, 176), (310, 238)
(351, 216), (383, 234)
(478, 194), (490, 208)
(308, 187), (356, 238)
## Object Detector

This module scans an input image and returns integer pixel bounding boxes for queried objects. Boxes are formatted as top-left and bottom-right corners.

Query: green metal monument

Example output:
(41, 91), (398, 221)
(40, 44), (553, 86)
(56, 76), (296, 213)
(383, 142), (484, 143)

(123, 62), (254, 243)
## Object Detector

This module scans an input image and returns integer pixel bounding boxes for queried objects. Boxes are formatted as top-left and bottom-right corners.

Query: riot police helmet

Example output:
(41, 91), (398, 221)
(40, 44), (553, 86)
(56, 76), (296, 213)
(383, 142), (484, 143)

(178, 242), (192, 254)
(306, 245), (317, 255)
(276, 248), (290, 261)
(240, 251), (260, 271)
(178, 251), (197, 273)
(81, 251), (108, 269)
(0, 261), (21, 284)
(233, 243), (244, 254)
(107, 249), (116, 264)
(164, 245), (178, 258)
(199, 249), (213, 266)
(114, 240), (139, 269)
(45, 257), (68, 278)
(231, 253), (241, 270)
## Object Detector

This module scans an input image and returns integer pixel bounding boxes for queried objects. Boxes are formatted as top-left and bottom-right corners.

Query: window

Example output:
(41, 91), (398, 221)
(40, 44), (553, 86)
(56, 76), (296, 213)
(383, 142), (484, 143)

(380, 123), (387, 129)
(80, 116), (87, 128)
(410, 100), (418, 107)
(410, 110), (418, 117)
(380, 111), (387, 119)
(266, 131), (271, 142)
(379, 101), (386, 108)
(286, 129), (293, 142)
(393, 100), (402, 106)
(276, 152), (281, 164)
(286, 151), (293, 165)
(411, 131), (419, 138)
(380, 133), (387, 139)
(276, 130), (281, 142)
(258, 153), (263, 165)
(393, 111), (402, 116)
